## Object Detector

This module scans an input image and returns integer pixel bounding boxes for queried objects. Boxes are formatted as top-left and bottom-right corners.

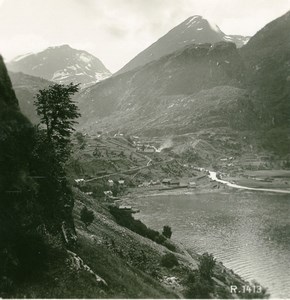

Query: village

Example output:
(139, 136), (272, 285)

(70, 131), (290, 214)
(70, 131), (224, 212)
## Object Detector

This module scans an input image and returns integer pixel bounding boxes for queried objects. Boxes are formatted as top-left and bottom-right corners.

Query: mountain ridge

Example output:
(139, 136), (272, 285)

(116, 15), (250, 75)
(7, 45), (111, 88)
(75, 11), (290, 157)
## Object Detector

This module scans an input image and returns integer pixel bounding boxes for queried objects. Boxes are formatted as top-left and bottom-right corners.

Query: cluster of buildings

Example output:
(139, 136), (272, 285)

(137, 178), (197, 188)
(108, 179), (125, 186)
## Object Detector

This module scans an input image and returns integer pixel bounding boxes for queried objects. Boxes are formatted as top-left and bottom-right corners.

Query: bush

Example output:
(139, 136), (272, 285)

(198, 252), (216, 280)
(160, 253), (179, 268)
(154, 234), (167, 244)
(109, 207), (176, 251)
(184, 274), (213, 299)
(80, 206), (94, 227)
(162, 225), (172, 238)
(162, 240), (176, 252)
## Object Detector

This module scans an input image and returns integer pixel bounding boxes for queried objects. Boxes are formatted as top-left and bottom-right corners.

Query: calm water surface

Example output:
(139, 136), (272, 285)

(130, 190), (290, 298)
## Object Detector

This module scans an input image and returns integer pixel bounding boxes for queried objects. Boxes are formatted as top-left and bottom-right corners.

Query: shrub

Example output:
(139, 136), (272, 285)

(154, 234), (167, 244)
(162, 225), (172, 238)
(198, 252), (216, 280)
(80, 206), (94, 227)
(109, 207), (176, 251)
(160, 253), (179, 268)
(184, 275), (213, 299)
(162, 240), (176, 252)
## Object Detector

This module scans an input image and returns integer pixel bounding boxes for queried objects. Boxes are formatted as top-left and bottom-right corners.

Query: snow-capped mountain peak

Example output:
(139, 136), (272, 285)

(8, 45), (111, 88)
(185, 15), (202, 27)
(116, 15), (251, 74)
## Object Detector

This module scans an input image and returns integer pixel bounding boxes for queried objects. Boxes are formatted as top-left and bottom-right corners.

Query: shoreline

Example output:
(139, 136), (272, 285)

(209, 171), (290, 194)
(122, 168), (290, 201)
(116, 169), (290, 298)
(118, 185), (270, 298)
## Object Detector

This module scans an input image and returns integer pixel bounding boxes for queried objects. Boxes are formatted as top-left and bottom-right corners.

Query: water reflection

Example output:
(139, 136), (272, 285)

(131, 191), (290, 298)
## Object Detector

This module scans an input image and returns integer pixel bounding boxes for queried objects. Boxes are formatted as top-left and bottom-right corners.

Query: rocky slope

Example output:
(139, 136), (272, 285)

(7, 45), (111, 88)
(116, 15), (250, 74)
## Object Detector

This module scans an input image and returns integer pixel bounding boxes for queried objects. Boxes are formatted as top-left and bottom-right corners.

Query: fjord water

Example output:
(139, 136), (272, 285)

(134, 191), (290, 298)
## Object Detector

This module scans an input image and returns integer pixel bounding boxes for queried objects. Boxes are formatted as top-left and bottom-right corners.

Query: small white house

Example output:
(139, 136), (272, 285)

(108, 179), (114, 187)
(104, 190), (113, 197)
(188, 182), (196, 188)
(119, 205), (132, 210)
(74, 179), (86, 186)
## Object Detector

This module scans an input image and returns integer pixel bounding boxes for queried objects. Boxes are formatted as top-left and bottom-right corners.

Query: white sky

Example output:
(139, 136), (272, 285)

(0, 0), (289, 72)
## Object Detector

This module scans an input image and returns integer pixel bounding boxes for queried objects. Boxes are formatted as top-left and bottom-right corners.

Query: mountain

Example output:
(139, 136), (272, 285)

(224, 35), (251, 48)
(240, 10), (290, 154)
(116, 15), (250, 74)
(7, 45), (111, 88)
(9, 71), (52, 123)
(77, 11), (290, 157)
(77, 41), (255, 141)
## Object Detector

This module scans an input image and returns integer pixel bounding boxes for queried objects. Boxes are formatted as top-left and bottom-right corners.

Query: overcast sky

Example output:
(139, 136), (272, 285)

(0, 0), (289, 72)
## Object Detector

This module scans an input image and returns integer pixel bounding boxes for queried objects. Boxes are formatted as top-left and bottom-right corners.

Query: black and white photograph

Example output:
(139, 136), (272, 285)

(0, 0), (290, 298)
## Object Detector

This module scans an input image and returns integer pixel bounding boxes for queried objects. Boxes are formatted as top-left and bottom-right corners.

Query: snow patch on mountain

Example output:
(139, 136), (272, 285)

(52, 70), (70, 80)
(8, 45), (112, 88)
(208, 20), (221, 33)
(79, 53), (93, 64)
(186, 15), (201, 27)
(224, 36), (233, 41)
(13, 52), (34, 62)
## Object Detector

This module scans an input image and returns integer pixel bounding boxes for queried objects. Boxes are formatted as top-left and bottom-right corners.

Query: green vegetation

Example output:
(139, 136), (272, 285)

(198, 252), (216, 280)
(162, 225), (172, 238)
(184, 252), (216, 298)
(184, 273), (214, 299)
(160, 253), (179, 268)
(80, 206), (94, 227)
(0, 75), (80, 296)
(109, 206), (175, 251)
(34, 83), (80, 162)
(75, 131), (87, 149)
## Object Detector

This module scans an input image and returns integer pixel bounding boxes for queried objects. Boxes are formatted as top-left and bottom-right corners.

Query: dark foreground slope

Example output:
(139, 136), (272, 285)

(0, 55), (38, 295)
(0, 56), (177, 298)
